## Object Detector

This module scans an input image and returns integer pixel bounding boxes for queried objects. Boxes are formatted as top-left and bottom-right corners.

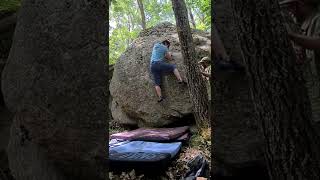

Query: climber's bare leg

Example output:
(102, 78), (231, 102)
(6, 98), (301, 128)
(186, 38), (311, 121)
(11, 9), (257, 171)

(173, 68), (183, 82)
(173, 68), (187, 85)
(155, 85), (162, 98)
(155, 85), (165, 102)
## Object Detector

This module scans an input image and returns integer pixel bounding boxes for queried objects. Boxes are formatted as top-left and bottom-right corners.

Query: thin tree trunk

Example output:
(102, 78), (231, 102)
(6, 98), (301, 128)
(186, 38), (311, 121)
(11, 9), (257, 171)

(128, 12), (134, 45)
(171, 0), (209, 128)
(188, 6), (196, 29)
(137, 0), (146, 30)
(126, 14), (131, 46)
(129, 13), (134, 30)
(126, 14), (131, 32)
(232, 0), (320, 179)
(193, 9), (205, 25)
(115, 15), (120, 28)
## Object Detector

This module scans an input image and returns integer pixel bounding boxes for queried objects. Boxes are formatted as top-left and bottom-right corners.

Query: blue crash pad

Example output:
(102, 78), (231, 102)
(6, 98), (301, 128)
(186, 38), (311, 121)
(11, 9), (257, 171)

(110, 141), (182, 158)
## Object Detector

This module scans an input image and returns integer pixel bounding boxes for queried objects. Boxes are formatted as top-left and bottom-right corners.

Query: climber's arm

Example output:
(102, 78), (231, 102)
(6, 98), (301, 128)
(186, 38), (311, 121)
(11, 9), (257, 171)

(200, 71), (211, 78)
(288, 32), (320, 50)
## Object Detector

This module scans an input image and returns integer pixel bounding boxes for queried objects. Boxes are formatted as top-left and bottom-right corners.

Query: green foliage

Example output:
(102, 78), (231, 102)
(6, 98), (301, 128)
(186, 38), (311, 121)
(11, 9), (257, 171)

(109, 120), (126, 135)
(186, 0), (211, 31)
(189, 127), (211, 148)
(1, 0), (210, 65)
(0, 0), (20, 12)
(109, 0), (210, 65)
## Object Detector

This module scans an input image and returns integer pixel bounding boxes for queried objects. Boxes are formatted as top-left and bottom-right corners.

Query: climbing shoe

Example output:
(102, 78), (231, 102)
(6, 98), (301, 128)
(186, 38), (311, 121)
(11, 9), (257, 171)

(158, 96), (165, 102)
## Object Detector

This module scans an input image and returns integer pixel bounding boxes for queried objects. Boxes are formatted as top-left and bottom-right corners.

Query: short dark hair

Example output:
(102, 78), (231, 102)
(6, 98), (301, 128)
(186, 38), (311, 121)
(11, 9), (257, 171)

(162, 40), (170, 48)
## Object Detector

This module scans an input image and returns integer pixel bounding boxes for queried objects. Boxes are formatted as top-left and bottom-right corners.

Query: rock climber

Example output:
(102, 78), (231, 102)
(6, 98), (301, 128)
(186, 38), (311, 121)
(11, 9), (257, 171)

(280, 0), (320, 123)
(198, 56), (211, 101)
(150, 39), (187, 102)
(281, 0), (320, 52)
(199, 57), (211, 79)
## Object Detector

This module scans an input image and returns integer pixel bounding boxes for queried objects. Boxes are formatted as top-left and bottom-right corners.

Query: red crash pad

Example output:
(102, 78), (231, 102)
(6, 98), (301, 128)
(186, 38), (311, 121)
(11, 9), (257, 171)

(110, 126), (190, 142)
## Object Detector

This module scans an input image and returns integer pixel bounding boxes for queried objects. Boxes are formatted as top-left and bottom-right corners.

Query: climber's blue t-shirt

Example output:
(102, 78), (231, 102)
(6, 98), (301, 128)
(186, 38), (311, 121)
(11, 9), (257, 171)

(150, 43), (168, 63)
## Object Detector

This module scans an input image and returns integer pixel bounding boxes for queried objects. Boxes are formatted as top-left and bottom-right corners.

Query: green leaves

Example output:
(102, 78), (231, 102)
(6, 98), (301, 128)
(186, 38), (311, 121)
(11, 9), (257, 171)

(109, 27), (137, 65)
(109, 0), (210, 64)
(0, 0), (21, 12)
(186, 0), (211, 31)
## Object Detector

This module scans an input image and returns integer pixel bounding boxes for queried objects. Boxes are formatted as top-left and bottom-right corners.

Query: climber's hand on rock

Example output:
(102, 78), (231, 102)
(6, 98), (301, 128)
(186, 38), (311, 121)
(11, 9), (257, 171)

(169, 52), (175, 60)
(165, 52), (173, 60)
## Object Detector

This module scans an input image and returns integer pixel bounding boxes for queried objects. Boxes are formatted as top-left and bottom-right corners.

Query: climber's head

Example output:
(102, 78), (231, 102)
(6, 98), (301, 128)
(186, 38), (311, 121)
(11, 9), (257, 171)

(162, 40), (171, 48)
(198, 57), (211, 68)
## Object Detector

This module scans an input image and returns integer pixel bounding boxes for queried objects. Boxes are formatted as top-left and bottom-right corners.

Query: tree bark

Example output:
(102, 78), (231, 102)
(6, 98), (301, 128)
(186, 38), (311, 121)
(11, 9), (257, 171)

(171, 0), (209, 128)
(232, 0), (320, 179)
(212, 26), (229, 59)
(187, 6), (196, 29)
(137, 0), (146, 30)
(2, 0), (107, 179)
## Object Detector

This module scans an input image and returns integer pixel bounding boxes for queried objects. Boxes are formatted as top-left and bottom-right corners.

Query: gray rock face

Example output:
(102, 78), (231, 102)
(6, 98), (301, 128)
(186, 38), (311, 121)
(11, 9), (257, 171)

(110, 22), (211, 127)
(1, 1), (107, 180)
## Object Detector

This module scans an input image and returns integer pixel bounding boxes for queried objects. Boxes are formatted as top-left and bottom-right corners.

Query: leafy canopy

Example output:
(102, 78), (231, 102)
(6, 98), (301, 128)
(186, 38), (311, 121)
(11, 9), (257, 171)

(0, 0), (20, 12)
(109, 0), (210, 65)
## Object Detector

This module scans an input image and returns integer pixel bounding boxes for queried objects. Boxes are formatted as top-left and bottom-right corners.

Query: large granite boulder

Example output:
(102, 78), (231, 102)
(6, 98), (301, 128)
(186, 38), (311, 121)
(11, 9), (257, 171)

(1, 1), (107, 180)
(110, 22), (211, 127)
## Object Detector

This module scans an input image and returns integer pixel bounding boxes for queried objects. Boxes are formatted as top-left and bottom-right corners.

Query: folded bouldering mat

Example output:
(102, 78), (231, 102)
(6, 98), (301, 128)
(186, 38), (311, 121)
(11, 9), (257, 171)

(110, 141), (182, 158)
(109, 151), (172, 173)
(176, 132), (190, 142)
(109, 139), (130, 148)
(109, 127), (188, 173)
(110, 126), (190, 142)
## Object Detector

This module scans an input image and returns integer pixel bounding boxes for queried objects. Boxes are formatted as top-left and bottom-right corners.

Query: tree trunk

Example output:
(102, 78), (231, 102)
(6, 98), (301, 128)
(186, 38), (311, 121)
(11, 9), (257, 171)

(212, 26), (228, 59)
(171, 0), (209, 128)
(129, 12), (135, 30)
(2, 0), (107, 179)
(137, 0), (146, 30)
(232, 0), (320, 179)
(128, 13), (134, 45)
(126, 14), (131, 46)
(187, 6), (196, 29)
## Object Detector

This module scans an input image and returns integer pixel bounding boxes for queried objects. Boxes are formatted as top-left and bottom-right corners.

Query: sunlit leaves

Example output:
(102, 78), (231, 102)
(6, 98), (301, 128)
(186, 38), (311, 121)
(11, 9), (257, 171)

(109, 0), (210, 64)
(186, 0), (211, 31)
(0, 0), (21, 11)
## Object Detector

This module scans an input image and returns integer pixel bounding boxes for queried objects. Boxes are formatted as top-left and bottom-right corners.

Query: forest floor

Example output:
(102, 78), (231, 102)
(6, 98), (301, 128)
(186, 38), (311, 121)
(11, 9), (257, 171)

(108, 121), (211, 180)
